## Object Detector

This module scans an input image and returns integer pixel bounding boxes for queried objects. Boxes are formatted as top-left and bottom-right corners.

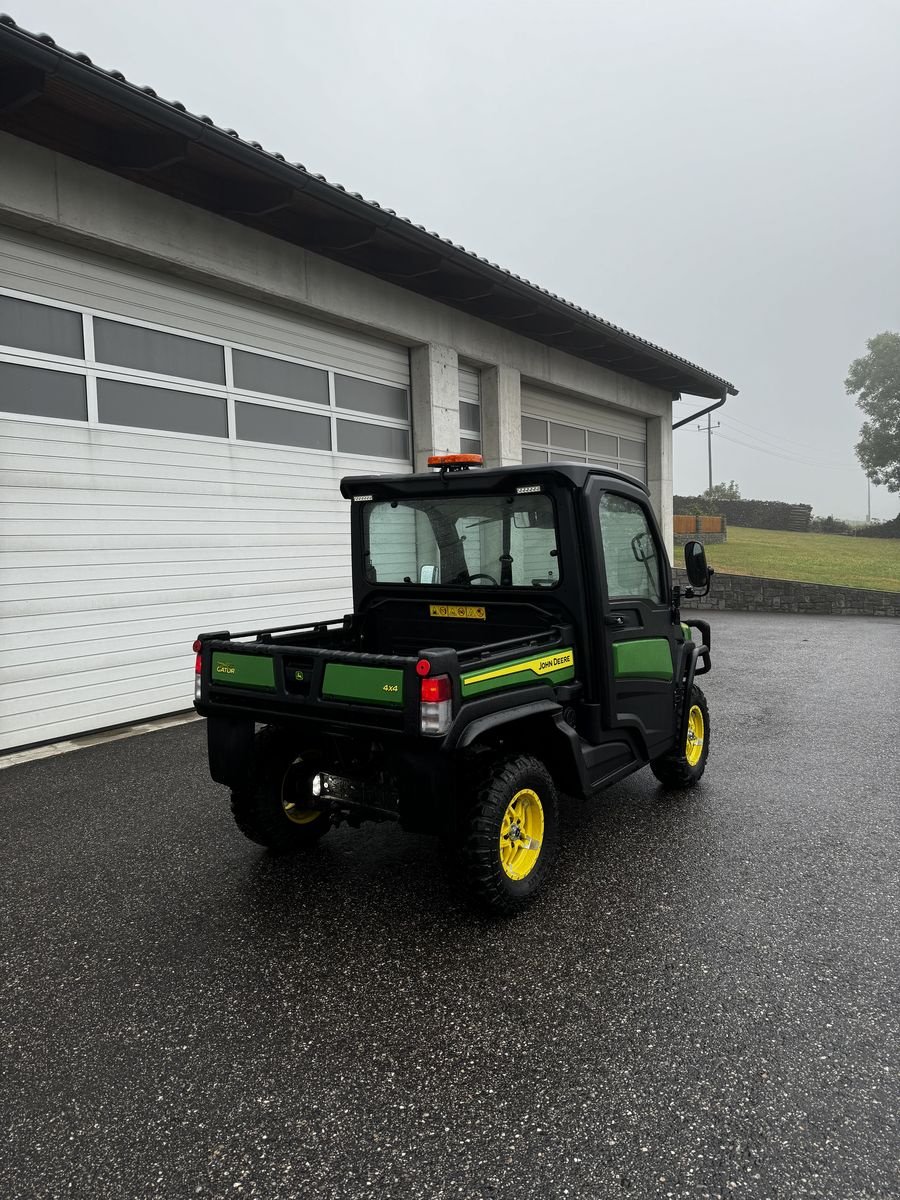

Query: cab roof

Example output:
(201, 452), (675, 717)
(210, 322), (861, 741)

(340, 461), (650, 500)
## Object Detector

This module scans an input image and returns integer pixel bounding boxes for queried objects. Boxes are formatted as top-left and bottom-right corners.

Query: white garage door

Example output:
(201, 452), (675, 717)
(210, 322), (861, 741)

(0, 228), (411, 751)
(520, 382), (647, 482)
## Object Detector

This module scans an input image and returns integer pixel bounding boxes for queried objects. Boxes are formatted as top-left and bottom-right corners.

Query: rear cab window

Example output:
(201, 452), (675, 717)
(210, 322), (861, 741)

(364, 493), (559, 587)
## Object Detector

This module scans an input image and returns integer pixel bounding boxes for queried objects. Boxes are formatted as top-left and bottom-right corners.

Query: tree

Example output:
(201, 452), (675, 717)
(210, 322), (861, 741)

(702, 480), (741, 501)
(846, 331), (900, 493)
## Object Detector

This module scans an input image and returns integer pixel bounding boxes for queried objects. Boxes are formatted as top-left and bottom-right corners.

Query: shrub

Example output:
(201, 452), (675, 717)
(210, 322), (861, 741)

(809, 515), (857, 535)
(857, 512), (900, 538)
(673, 495), (812, 531)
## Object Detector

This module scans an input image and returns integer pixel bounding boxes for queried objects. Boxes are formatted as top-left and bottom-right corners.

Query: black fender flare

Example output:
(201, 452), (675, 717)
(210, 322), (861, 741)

(452, 700), (589, 796)
(453, 699), (561, 748)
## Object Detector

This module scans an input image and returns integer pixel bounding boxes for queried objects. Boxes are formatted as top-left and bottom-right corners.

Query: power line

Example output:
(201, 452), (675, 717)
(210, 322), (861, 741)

(720, 425), (857, 468)
(682, 416), (858, 470)
(714, 431), (858, 471)
(724, 412), (846, 456)
(684, 412), (846, 459)
(719, 427), (853, 468)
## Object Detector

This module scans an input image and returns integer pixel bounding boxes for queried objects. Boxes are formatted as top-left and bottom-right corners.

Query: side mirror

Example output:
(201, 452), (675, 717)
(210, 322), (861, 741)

(684, 540), (710, 588)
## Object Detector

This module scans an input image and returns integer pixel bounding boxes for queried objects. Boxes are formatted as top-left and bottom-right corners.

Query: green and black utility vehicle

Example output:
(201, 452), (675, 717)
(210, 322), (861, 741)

(194, 455), (714, 914)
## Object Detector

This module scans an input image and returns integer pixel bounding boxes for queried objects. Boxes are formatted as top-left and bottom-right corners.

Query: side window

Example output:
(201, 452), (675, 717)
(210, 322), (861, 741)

(598, 492), (663, 603)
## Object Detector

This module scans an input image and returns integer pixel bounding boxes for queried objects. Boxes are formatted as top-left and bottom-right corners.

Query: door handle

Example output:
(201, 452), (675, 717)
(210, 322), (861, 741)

(605, 615), (626, 628)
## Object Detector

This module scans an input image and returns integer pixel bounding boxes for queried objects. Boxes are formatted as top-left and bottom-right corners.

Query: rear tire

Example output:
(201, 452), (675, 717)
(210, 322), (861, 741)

(461, 754), (560, 916)
(230, 726), (331, 852)
(650, 683), (710, 788)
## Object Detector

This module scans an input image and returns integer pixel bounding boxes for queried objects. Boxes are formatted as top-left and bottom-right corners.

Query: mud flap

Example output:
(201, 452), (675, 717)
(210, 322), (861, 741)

(207, 717), (255, 789)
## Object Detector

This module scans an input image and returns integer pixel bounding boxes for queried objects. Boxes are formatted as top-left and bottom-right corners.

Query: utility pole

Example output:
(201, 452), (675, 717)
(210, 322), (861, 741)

(867, 476), (871, 524)
(697, 414), (721, 492)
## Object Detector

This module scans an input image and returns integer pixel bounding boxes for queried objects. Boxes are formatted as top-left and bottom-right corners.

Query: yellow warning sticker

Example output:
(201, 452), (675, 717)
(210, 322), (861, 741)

(429, 604), (487, 621)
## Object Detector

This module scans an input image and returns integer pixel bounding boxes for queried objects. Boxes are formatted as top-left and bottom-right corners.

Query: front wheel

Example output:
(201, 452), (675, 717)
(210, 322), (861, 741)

(460, 754), (560, 916)
(650, 683), (710, 788)
(230, 726), (331, 852)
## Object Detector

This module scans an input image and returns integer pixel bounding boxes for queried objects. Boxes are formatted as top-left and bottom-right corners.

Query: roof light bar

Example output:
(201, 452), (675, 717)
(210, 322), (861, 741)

(427, 453), (483, 470)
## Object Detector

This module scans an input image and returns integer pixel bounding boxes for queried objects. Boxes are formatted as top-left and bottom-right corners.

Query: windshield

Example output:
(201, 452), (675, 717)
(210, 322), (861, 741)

(363, 493), (559, 587)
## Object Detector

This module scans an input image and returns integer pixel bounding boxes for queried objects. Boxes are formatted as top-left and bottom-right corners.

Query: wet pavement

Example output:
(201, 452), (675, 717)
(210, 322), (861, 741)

(2, 611), (898, 1200)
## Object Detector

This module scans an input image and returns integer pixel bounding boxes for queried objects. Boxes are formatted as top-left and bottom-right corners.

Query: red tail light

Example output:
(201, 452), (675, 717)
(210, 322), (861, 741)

(420, 673), (452, 735)
(194, 653), (202, 675)
(420, 675), (451, 703)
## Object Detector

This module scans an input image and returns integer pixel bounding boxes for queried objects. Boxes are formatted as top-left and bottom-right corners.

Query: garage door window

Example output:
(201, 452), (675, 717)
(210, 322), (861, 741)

(337, 419), (409, 459)
(233, 349), (328, 406)
(0, 294), (84, 359)
(334, 373), (407, 421)
(94, 318), (225, 384)
(0, 287), (411, 461)
(458, 364), (482, 455)
(0, 361), (87, 420)
(236, 401), (331, 450)
(522, 415), (646, 481)
(97, 378), (227, 437)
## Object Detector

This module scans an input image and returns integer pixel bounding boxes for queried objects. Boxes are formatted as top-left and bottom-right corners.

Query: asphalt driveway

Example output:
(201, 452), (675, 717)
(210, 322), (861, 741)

(2, 611), (898, 1200)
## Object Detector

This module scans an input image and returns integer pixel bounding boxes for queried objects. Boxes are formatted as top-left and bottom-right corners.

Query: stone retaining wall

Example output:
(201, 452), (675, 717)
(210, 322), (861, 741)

(673, 569), (899, 617)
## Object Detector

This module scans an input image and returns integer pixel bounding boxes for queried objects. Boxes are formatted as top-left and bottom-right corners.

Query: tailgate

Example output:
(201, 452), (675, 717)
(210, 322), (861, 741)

(198, 637), (418, 731)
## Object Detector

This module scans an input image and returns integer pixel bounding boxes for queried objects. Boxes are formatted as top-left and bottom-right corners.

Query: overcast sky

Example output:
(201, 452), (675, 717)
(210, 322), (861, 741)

(15, 0), (900, 518)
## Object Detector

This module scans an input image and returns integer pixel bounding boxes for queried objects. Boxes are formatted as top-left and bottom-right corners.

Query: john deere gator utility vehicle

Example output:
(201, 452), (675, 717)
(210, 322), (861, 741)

(193, 454), (713, 914)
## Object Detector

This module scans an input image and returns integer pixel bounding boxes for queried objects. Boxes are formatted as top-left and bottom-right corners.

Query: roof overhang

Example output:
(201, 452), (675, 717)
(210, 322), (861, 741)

(0, 16), (737, 401)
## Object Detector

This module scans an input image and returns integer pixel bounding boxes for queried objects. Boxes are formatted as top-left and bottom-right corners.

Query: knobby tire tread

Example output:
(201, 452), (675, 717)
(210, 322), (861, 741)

(461, 753), (560, 916)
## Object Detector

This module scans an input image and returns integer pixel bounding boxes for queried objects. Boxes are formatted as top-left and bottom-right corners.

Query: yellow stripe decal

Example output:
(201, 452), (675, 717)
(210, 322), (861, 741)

(464, 649), (574, 687)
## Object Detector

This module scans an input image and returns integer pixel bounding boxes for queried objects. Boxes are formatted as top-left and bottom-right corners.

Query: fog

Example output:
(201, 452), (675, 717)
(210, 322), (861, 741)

(16, 0), (900, 518)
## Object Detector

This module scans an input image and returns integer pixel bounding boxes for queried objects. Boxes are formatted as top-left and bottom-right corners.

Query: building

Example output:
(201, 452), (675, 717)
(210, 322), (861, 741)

(0, 17), (736, 752)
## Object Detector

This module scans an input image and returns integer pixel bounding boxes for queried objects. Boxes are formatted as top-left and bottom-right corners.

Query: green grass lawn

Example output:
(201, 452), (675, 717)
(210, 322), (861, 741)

(701, 526), (900, 592)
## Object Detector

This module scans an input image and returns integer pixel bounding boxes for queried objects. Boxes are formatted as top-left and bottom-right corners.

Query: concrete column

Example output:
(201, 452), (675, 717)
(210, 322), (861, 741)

(646, 413), (674, 556)
(480, 366), (522, 467)
(409, 343), (459, 470)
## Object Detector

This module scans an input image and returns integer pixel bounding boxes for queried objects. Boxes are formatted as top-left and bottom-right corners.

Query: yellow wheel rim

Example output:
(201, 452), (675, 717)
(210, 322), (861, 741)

(281, 764), (322, 825)
(499, 788), (544, 881)
(685, 705), (704, 767)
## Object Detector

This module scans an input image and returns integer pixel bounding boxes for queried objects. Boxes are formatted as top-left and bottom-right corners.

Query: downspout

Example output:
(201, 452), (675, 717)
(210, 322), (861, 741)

(672, 391), (729, 430)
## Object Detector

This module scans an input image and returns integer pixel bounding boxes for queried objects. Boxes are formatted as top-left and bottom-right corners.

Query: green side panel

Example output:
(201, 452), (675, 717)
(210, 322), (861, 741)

(681, 622), (693, 642)
(613, 638), (674, 681)
(461, 648), (576, 698)
(323, 662), (405, 705)
(211, 651), (275, 690)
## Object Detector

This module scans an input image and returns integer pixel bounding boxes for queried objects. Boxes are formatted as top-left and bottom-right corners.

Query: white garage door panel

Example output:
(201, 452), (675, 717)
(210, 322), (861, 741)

(521, 383), (647, 442)
(6, 695), (193, 752)
(0, 225), (412, 749)
(0, 408), (384, 744)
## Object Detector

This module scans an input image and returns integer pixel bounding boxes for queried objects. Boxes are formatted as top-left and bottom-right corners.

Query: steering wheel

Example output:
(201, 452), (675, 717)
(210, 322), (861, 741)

(456, 572), (499, 586)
